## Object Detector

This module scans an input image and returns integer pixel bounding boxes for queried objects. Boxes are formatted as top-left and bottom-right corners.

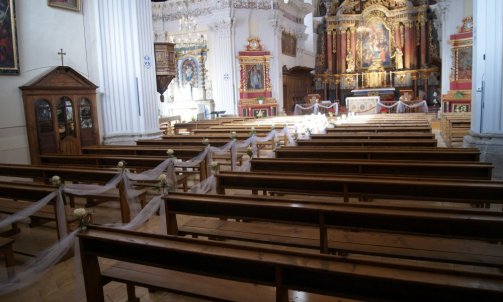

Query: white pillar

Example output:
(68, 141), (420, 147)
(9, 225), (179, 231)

(93, 0), (159, 144)
(464, 0), (503, 179)
(209, 19), (236, 115)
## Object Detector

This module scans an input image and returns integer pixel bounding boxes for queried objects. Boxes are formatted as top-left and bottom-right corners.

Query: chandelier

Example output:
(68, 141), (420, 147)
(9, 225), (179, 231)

(168, 0), (207, 50)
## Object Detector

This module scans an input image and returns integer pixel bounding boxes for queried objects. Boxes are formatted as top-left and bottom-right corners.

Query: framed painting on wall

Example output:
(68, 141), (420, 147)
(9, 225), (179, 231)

(0, 0), (19, 74)
(245, 64), (264, 91)
(48, 0), (81, 12)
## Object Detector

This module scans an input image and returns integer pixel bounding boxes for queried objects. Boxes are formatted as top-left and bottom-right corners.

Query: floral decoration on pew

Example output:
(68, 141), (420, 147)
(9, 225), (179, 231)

(50, 175), (63, 188)
(157, 173), (171, 195)
(210, 161), (219, 174)
(246, 145), (254, 157)
(117, 160), (127, 171)
(166, 149), (175, 158)
(73, 208), (92, 230)
(248, 127), (256, 137)
(202, 138), (209, 145)
(230, 131), (237, 140)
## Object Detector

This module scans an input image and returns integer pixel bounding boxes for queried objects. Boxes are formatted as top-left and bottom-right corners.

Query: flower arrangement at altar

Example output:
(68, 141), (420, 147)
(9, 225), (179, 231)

(157, 173), (171, 194)
(73, 208), (92, 230)
(202, 138), (209, 145)
(210, 161), (219, 173)
(166, 149), (175, 158)
(246, 145), (254, 157)
(230, 131), (237, 140)
(256, 111), (264, 118)
(50, 175), (63, 188)
(248, 127), (256, 137)
(117, 160), (127, 171)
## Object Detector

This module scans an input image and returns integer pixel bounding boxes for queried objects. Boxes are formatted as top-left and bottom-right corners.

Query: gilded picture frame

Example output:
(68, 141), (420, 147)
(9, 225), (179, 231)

(0, 0), (19, 74)
(48, 0), (81, 12)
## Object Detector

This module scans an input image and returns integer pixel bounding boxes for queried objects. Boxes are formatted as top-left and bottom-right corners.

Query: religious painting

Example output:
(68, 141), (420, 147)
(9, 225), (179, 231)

(246, 64), (264, 90)
(48, 0), (81, 12)
(281, 32), (297, 57)
(361, 22), (391, 68)
(457, 47), (472, 80)
(0, 0), (19, 74)
(178, 57), (199, 87)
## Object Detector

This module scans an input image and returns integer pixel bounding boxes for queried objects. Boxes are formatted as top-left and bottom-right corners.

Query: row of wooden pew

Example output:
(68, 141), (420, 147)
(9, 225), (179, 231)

(76, 115), (503, 301)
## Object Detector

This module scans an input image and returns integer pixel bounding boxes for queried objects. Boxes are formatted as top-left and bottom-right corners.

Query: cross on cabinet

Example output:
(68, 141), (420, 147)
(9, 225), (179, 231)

(20, 66), (100, 164)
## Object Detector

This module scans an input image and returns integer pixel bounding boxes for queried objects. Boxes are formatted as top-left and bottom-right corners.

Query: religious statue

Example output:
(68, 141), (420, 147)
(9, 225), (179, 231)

(346, 51), (355, 73)
(391, 47), (404, 70)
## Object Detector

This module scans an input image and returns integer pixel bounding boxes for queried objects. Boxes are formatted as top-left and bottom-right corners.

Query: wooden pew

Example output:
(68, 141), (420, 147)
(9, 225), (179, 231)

(0, 164), (145, 223)
(326, 126), (432, 133)
(216, 171), (503, 206)
(310, 132), (435, 140)
(79, 225), (503, 302)
(441, 112), (471, 147)
(136, 138), (230, 147)
(275, 146), (481, 161)
(39, 154), (198, 185)
(81, 145), (204, 158)
(250, 158), (493, 180)
(0, 182), (76, 239)
(296, 138), (438, 147)
(159, 115), (181, 135)
(164, 192), (503, 264)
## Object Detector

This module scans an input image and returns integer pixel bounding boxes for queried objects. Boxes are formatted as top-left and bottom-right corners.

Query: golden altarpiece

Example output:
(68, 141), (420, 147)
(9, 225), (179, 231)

(237, 38), (277, 117)
(20, 66), (100, 164)
(314, 0), (440, 109)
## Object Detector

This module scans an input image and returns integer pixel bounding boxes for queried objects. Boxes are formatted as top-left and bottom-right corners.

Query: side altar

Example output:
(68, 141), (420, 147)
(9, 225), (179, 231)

(237, 38), (277, 117)
(313, 0), (440, 107)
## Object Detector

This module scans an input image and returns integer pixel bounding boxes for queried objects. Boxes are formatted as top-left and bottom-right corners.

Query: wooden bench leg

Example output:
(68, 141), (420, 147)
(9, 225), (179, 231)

(126, 283), (140, 302)
(275, 267), (288, 302)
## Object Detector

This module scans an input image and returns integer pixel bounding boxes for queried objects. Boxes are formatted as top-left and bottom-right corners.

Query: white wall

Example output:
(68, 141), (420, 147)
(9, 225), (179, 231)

(0, 0), (88, 164)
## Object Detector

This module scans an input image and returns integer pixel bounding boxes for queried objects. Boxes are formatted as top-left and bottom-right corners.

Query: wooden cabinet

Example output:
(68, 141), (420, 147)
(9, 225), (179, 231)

(20, 66), (100, 164)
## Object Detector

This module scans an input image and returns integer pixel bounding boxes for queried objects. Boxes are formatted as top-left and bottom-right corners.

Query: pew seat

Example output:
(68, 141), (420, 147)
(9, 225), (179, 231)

(179, 217), (503, 268)
(102, 262), (337, 302)
(79, 226), (503, 302)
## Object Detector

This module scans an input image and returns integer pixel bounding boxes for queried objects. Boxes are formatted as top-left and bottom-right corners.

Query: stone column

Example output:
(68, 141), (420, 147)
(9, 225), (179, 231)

(350, 27), (356, 69)
(464, 0), (503, 179)
(90, 0), (159, 144)
(208, 18), (235, 115)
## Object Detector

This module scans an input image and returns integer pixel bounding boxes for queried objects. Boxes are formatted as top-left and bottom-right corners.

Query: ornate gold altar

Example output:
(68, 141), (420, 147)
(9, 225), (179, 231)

(237, 37), (277, 117)
(314, 0), (440, 106)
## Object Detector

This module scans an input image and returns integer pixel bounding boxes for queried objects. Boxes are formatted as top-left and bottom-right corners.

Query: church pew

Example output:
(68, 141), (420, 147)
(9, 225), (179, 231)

(79, 225), (503, 302)
(326, 126), (432, 133)
(309, 132), (435, 140)
(192, 128), (277, 135)
(0, 182), (77, 239)
(81, 145), (204, 158)
(296, 138), (438, 147)
(0, 164), (145, 223)
(275, 146), (481, 161)
(173, 119), (234, 134)
(164, 192), (503, 265)
(250, 158), (493, 180)
(38, 154), (202, 183)
(137, 138), (231, 147)
(215, 171), (503, 206)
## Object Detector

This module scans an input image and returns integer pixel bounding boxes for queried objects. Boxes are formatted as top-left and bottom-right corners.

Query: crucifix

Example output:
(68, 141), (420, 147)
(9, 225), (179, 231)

(58, 48), (66, 66)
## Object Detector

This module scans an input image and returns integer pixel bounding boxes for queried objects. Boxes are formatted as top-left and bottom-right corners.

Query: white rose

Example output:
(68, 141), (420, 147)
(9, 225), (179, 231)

(52, 175), (60, 182)
(202, 138), (209, 145)
(117, 161), (124, 168)
(158, 174), (167, 181)
(166, 149), (174, 155)
(73, 208), (87, 218)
